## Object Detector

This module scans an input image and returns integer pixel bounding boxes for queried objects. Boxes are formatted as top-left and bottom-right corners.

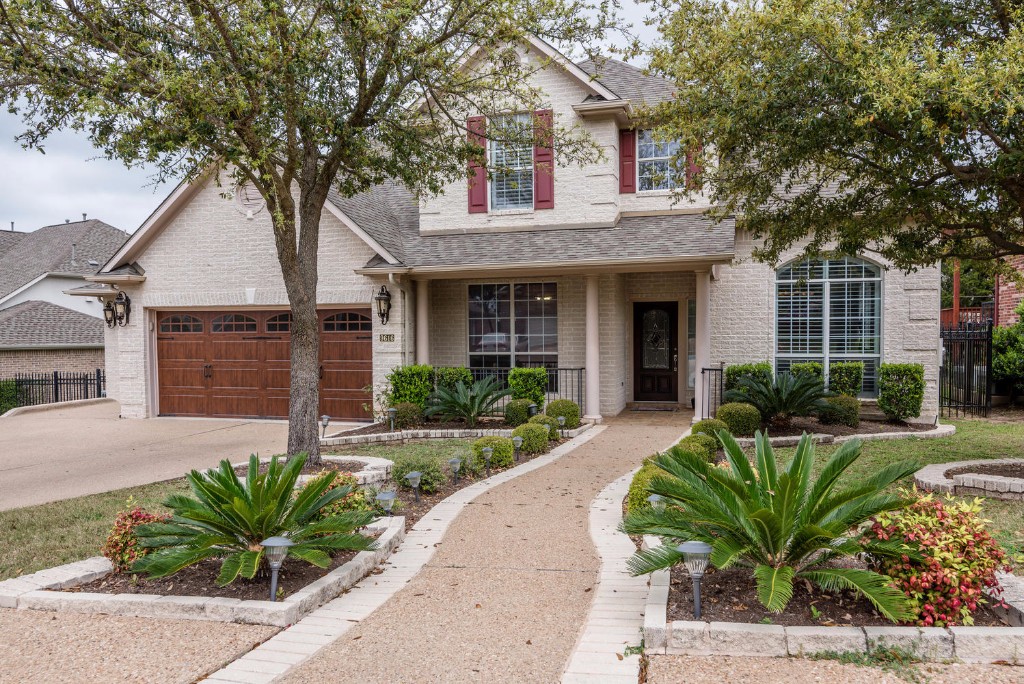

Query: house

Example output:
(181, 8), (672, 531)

(81, 38), (941, 424)
(0, 219), (129, 375)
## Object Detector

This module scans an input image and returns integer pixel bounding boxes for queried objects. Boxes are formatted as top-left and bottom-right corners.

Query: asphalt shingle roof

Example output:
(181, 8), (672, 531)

(576, 57), (676, 105)
(0, 220), (129, 299)
(0, 300), (104, 348)
(0, 230), (26, 257)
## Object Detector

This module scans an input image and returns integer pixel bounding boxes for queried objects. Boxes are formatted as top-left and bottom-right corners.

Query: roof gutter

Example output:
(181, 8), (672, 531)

(571, 99), (634, 125)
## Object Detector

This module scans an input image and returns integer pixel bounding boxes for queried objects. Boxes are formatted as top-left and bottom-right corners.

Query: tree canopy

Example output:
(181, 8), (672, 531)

(645, 0), (1024, 272)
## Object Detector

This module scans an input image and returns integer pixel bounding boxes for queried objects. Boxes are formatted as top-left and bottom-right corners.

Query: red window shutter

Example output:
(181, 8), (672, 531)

(686, 143), (704, 190)
(533, 109), (554, 210)
(467, 115), (487, 213)
(619, 129), (636, 193)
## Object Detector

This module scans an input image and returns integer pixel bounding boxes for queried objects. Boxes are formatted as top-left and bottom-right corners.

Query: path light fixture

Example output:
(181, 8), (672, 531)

(374, 285), (392, 325)
(376, 490), (397, 516)
(527, 403), (538, 418)
(260, 536), (294, 602)
(677, 541), (713, 619)
(557, 415), (566, 438)
(404, 471), (422, 502)
(321, 415), (330, 438)
(388, 407), (398, 432)
(448, 457), (462, 484)
(512, 436), (523, 462)
(482, 447), (493, 477)
(647, 494), (667, 514)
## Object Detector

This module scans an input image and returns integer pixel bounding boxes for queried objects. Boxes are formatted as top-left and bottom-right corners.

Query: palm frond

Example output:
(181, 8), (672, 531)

(799, 567), (915, 622)
(754, 564), (795, 612)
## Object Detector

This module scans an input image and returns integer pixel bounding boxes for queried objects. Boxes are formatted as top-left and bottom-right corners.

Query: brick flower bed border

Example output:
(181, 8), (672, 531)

(0, 516), (405, 627)
(915, 458), (1024, 501)
(321, 421), (593, 447)
(732, 423), (955, 448)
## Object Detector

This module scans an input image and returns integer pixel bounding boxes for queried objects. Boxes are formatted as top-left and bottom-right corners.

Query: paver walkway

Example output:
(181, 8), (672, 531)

(280, 412), (687, 683)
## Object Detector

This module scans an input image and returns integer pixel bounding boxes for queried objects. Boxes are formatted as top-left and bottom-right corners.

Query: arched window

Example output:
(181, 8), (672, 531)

(323, 311), (372, 332)
(211, 314), (257, 333)
(159, 314), (203, 333)
(776, 256), (882, 395)
(266, 313), (291, 332)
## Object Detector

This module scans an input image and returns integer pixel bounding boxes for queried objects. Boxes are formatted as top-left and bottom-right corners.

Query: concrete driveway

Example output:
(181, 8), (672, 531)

(0, 400), (293, 511)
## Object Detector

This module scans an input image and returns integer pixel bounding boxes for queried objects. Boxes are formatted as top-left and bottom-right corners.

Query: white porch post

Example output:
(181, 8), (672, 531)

(693, 270), (712, 422)
(415, 279), (430, 365)
(584, 274), (602, 422)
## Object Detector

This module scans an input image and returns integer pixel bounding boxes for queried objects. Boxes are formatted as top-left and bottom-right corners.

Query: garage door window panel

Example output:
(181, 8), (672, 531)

(159, 314), (203, 334)
(323, 312), (372, 332)
(212, 314), (257, 333)
(266, 313), (291, 332)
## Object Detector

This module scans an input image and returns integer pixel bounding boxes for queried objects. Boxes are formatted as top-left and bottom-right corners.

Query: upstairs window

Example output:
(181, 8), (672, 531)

(489, 113), (534, 210)
(637, 130), (681, 191)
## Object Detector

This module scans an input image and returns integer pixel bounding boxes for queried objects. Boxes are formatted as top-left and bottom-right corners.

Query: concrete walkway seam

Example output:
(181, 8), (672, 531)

(204, 426), (607, 684)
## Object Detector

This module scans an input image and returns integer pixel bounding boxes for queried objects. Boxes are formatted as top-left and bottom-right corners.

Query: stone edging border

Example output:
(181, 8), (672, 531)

(204, 426), (607, 684)
(732, 423), (955, 448)
(916, 458), (1024, 500)
(0, 397), (113, 419)
(0, 517), (405, 627)
(321, 422), (593, 446)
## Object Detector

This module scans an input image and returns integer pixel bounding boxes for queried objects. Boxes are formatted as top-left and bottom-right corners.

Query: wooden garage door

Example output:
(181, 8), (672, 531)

(156, 309), (372, 420)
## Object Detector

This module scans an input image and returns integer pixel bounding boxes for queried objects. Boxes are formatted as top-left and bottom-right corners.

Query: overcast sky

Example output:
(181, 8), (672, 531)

(0, 1), (659, 235)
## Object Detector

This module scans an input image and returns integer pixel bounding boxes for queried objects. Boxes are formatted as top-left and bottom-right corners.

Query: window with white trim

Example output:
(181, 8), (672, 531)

(775, 256), (882, 395)
(468, 283), (557, 370)
(637, 130), (681, 191)
(489, 113), (534, 210)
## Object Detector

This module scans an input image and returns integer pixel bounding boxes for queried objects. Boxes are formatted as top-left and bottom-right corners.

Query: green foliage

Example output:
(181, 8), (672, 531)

(941, 261), (995, 310)
(818, 395), (861, 428)
(724, 373), (828, 426)
(724, 362), (773, 392)
(471, 436), (515, 469)
(645, 0), (1024, 268)
(508, 367), (548, 409)
(878, 364), (925, 421)
(391, 402), (423, 429)
(511, 423), (549, 454)
(101, 498), (168, 573)
(789, 362), (823, 380)
(504, 398), (534, 427)
(529, 414), (560, 440)
(545, 399), (581, 429)
(691, 418), (728, 438)
(623, 433), (919, 621)
(387, 365), (434, 410)
(866, 492), (1009, 627)
(716, 402), (761, 436)
(391, 452), (447, 494)
(317, 471), (373, 516)
(0, 380), (17, 415)
(132, 455), (376, 585)
(626, 461), (663, 515)
(993, 303), (1024, 395)
(424, 377), (511, 427)
(676, 433), (717, 461)
(434, 367), (473, 393)
(828, 362), (865, 397)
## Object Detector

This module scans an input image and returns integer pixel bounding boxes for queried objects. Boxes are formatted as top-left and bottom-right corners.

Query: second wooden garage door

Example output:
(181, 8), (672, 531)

(157, 309), (372, 420)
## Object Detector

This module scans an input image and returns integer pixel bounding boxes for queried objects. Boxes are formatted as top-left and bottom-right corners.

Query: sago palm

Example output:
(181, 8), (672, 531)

(724, 372), (828, 426)
(424, 376), (511, 427)
(623, 431), (919, 621)
(133, 454), (377, 585)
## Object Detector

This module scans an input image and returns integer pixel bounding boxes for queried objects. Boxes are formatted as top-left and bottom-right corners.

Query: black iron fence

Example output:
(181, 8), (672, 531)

(699, 366), (725, 419)
(940, 322), (992, 418)
(0, 369), (106, 412)
(436, 366), (585, 413)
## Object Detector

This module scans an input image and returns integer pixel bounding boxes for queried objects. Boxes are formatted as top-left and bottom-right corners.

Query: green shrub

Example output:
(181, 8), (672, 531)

(724, 362), (773, 391)
(624, 433), (919, 621)
(829, 361), (865, 397)
(511, 423), (549, 453)
(424, 377), (511, 427)
(387, 364), (434, 409)
(626, 462), (662, 514)
(691, 418), (728, 438)
(545, 399), (581, 429)
(504, 398), (534, 427)
(101, 498), (168, 573)
(434, 367), (473, 393)
(993, 304), (1024, 395)
(392, 452), (448, 494)
(529, 414), (560, 440)
(878, 363), (925, 421)
(391, 402), (423, 429)
(724, 373), (828, 426)
(716, 402), (761, 436)
(509, 367), (548, 409)
(677, 433), (717, 461)
(0, 380), (17, 415)
(789, 362), (823, 380)
(818, 395), (861, 428)
(471, 436), (515, 469)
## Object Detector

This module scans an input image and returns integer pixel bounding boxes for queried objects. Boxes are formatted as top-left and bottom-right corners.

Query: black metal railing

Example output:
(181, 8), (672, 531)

(435, 366), (584, 413)
(940, 322), (992, 418)
(0, 369), (106, 412)
(700, 366), (725, 419)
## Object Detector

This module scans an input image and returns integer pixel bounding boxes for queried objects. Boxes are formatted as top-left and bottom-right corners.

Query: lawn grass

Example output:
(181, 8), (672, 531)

(339, 438), (471, 462)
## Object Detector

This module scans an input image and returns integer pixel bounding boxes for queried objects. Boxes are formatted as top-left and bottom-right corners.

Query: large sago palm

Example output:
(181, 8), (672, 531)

(623, 431), (919, 621)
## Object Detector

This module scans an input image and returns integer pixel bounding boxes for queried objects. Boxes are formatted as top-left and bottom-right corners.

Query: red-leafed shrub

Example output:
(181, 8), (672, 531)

(866, 491), (1009, 627)
(101, 498), (168, 573)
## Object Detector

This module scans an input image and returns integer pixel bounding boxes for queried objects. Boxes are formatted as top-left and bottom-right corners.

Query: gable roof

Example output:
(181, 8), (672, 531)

(0, 300), (104, 349)
(0, 220), (129, 300)
(576, 57), (676, 105)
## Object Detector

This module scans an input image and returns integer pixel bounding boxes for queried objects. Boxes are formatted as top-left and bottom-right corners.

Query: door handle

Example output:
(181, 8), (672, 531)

(319, 365), (324, 380)
(673, 354), (678, 372)
(203, 364), (212, 378)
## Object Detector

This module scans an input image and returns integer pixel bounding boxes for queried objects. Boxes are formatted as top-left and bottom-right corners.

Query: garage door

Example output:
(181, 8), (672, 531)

(156, 309), (372, 420)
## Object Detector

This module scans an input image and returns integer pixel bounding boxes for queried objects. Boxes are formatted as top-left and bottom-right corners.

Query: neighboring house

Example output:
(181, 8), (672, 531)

(995, 255), (1024, 327)
(84, 38), (941, 424)
(0, 219), (128, 375)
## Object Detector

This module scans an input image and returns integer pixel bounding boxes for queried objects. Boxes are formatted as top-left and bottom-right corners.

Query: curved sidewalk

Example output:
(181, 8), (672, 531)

(281, 412), (687, 683)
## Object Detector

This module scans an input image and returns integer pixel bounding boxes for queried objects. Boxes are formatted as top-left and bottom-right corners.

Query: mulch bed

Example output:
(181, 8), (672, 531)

(946, 462), (1024, 480)
(667, 565), (1008, 627)
(232, 459), (366, 477)
(762, 417), (932, 438)
(334, 418), (514, 437)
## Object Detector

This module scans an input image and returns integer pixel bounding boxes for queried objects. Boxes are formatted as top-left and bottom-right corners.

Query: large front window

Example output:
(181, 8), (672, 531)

(468, 283), (557, 369)
(489, 113), (534, 210)
(638, 130), (681, 191)
(775, 257), (882, 395)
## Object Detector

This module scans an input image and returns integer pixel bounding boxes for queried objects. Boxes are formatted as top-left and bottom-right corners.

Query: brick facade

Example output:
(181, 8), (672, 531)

(996, 255), (1024, 327)
(0, 348), (104, 377)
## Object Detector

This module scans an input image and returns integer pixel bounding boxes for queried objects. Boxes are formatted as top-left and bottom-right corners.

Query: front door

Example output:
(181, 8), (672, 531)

(633, 302), (679, 402)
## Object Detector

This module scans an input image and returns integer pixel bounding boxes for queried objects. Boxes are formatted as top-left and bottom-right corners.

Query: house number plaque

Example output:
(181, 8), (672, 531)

(379, 333), (396, 342)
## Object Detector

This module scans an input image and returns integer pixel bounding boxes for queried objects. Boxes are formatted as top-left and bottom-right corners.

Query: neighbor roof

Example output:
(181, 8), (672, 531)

(0, 230), (26, 258)
(0, 300), (105, 349)
(576, 57), (676, 105)
(0, 220), (129, 300)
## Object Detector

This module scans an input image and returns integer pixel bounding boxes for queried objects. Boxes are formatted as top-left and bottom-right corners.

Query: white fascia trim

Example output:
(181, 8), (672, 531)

(525, 36), (620, 101)
(322, 202), (401, 265)
(0, 273), (49, 307)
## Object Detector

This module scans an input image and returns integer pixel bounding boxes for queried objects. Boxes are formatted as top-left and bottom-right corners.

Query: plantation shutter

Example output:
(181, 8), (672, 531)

(619, 129), (636, 193)
(467, 115), (487, 213)
(533, 109), (554, 210)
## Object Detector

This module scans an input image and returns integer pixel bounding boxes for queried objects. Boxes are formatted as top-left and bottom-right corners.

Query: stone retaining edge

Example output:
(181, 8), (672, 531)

(1, 516), (405, 627)
(321, 422), (592, 446)
(916, 457), (1023, 495)
(732, 423), (955, 449)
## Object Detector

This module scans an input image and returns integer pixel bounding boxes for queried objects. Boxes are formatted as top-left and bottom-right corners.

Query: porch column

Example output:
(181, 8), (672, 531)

(416, 279), (430, 365)
(693, 270), (712, 422)
(584, 274), (602, 422)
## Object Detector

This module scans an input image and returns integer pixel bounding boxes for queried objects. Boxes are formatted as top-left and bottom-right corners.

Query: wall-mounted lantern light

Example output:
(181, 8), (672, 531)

(104, 291), (132, 329)
(374, 286), (392, 325)
(102, 300), (116, 328)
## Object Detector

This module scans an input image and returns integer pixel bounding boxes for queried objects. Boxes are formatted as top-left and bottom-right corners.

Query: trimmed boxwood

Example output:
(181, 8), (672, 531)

(626, 461), (661, 514)
(828, 361), (865, 397)
(391, 402), (423, 429)
(878, 363), (925, 421)
(387, 364), (434, 409)
(716, 402), (761, 436)
(545, 399), (581, 429)
(790, 362), (823, 380)
(529, 414), (560, 440)
(691, 418), (728, 439)
(677, 433), (717, 461)
(724, 362), (773, 391)
(504, 398), (534, 427)
(509, 367), (548, 409)
(818, 395), (861, 428)
(511, 423), (549, 453)
(435, 366), (473, 393)
(392, 453), (447, 494)
(471, 436), (515, 469)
